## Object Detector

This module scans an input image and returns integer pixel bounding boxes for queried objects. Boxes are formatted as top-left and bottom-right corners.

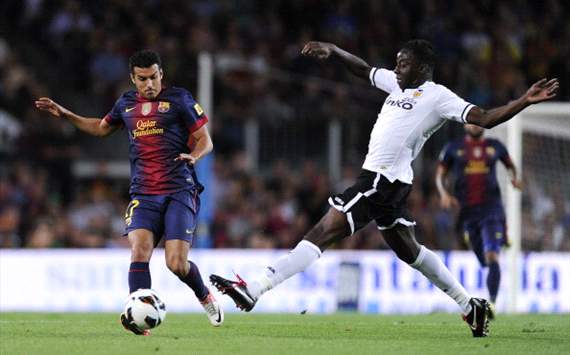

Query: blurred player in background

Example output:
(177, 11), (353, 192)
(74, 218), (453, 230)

(35, 50), (223, 334)
(211, 39), (558, 337)
(436, 124), (522, 318)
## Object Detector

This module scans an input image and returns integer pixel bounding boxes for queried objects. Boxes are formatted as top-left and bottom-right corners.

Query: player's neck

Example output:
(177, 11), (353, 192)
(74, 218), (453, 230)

(409, 75), (431, 89)
(465, 135), (484, 142)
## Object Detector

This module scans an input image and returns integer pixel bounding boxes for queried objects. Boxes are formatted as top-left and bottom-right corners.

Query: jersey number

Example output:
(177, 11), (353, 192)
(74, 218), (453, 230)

(125, 199), (140, 226)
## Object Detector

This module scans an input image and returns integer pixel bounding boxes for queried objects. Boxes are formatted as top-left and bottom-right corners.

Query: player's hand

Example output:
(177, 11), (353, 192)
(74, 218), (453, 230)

(175, 153), (197, 165)
(524, 78), (559, 104)
(34, 97), (70, 118)
(511, 178), (523, 190)
(440, 193), (459, 210)
(301, 42), (334, 60)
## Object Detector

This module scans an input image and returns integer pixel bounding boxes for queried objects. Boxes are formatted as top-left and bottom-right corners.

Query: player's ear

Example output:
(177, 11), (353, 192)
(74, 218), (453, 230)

(130, 73), (136, 84)
(159, 68), (163, 79)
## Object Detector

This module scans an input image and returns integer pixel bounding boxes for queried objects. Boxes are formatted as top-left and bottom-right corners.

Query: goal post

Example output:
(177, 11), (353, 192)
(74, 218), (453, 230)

(194, 52), (215, 247)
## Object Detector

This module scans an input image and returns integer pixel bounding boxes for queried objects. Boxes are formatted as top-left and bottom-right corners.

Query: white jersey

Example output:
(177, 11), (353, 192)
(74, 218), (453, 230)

(363, 67), (475, 184)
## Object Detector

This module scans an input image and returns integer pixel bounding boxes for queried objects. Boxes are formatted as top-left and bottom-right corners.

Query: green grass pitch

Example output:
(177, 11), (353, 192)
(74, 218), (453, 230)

(1, 313), (568, 355)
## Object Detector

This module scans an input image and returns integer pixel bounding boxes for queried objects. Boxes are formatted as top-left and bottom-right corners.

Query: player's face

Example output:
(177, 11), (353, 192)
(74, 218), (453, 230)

(394, 50), (421, 90)
(394, 50), (419, 90)
(131, 64), (163, 99)
(465, 124), (485, 138)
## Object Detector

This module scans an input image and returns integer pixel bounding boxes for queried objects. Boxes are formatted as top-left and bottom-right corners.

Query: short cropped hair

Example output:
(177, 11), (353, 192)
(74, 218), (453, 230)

(401, 39), (435, 70)
(129, 50), (162, 73)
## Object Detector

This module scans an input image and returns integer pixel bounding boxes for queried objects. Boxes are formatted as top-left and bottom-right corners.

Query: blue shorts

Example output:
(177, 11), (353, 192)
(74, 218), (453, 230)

(463, 214), (506, 266)
(124, 189), (200, 244)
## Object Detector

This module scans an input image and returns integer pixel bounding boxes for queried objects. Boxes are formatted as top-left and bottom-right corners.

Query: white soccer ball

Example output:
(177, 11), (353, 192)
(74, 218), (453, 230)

(124, 289), (167, 330)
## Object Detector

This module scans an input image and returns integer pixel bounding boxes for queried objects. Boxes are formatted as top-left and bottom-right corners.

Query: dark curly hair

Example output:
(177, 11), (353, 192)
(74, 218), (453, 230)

(401, 39), (436, 70)
(129, 50), (162, 73)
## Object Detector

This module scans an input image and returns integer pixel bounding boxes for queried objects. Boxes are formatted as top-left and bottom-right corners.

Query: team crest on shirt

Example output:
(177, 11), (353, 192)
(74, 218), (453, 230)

(485, 146), (496, 156)
(158, 101), (170, 113)
(413, 89), (423, 97)
(457, 149), (464, 157)
(141, 102), (152, 116)
(473, 147), (482, 158)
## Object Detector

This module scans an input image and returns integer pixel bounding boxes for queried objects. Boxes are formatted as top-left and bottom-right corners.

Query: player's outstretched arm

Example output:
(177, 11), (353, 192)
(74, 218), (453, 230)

(435, 164), (459, 210)
(175, 125), (213, 165)
(35, 97), (118, 137)
(301, 42), (371, 79)
(466, 78), (559, 128)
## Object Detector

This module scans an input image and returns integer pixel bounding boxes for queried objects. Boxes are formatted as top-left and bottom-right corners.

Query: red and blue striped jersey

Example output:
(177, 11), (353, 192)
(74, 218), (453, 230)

(439, 137), (512, 213)
(104, 87), (208, 195)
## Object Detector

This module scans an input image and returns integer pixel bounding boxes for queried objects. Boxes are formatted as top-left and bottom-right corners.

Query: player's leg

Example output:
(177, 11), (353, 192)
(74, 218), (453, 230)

(164, 191), (223, 326)
(382, 224), (490, 337)
(485, 251), (500, 302)
(484, 250), (500, 319)
(124, 196), (163, 293)
(247, 207), (349, 297)
(211, 170), (377, 311)
(480, 216), (505, 318)
(371, 175), (470, 310)
(463, 219), (499, 319)
(374, 173), (489, 338)
(164, 240), (208, 298)
(210, 207), (349, 311)
(382, 224), (471, 312)
(127, 229), (155, 293)
(121, 229), (156, 336)
(121, 196), (162, 335)
(465, 221), (487, 267)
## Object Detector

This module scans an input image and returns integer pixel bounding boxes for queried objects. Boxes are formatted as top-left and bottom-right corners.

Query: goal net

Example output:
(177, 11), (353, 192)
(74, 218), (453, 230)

(508, 103), (570, 252)
(520, 108), (570, 252)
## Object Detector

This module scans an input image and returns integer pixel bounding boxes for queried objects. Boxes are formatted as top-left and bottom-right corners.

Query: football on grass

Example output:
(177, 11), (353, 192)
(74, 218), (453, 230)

(124, 289), (166, 330)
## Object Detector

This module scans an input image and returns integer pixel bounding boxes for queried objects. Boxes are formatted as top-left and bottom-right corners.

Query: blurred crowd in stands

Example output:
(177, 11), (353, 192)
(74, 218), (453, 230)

(1, 0), (568, 250)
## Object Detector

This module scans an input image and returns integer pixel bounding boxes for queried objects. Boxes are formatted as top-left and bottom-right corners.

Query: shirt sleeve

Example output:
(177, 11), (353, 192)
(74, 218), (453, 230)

(436, 86), (475, 123)
(494, 140), (514, 167)
(438, 143), (454, 167)
(103, 96), (124, 126)
(369, 67), (399, 94)
(180, 90), (209, 133)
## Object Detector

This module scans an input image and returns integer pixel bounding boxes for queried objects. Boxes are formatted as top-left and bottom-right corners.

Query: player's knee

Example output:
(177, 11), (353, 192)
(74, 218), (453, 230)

(130, 243), (153, 261)
(166, 256), (188, 277)
(485, 251), (499, 264)
(383, 225), (420, 264)
(128, 231), (154, 261)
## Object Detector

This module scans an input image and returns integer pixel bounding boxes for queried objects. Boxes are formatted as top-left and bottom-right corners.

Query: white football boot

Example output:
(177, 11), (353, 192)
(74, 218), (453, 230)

(200, 290), (224, 327)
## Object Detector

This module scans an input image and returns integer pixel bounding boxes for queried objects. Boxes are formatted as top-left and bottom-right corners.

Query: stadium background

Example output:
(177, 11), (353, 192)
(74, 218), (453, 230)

(0, 0), (569, 315)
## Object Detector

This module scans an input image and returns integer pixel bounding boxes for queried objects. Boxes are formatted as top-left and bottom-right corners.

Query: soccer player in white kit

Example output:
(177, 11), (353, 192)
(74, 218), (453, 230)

(211, 40), (559, 337)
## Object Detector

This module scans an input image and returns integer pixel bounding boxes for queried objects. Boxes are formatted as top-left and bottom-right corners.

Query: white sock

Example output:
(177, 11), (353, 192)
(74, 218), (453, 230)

(247, 240), (322, 299)
(410, 245), (472, 314)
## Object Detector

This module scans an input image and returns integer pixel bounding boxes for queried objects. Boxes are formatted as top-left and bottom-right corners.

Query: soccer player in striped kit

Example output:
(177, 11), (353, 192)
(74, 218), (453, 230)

(35, 50), (223, 334)
(211, 39), (558, 337)
(436, 124), (522, 318)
